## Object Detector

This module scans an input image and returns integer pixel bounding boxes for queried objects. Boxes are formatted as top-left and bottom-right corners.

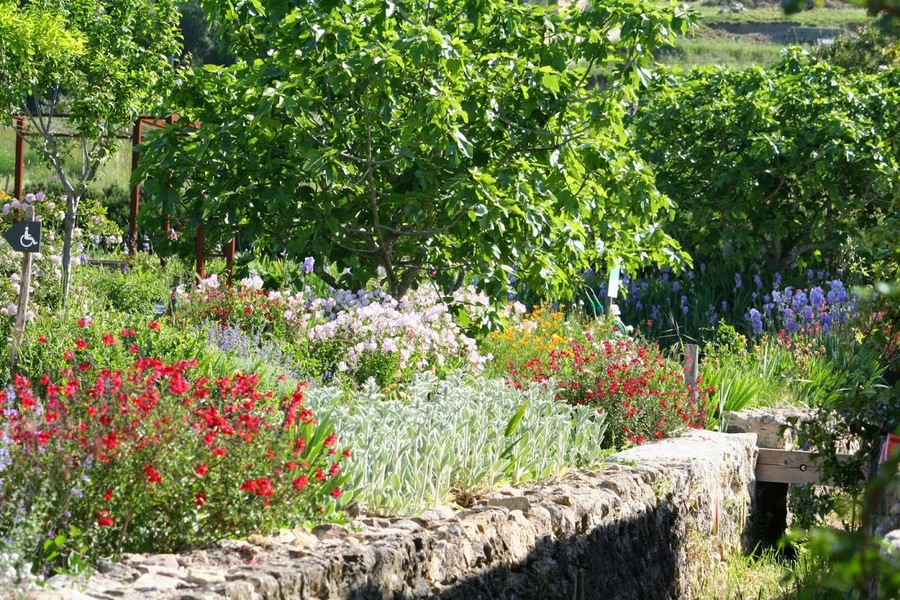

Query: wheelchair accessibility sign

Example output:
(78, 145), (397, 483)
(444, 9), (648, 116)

(3, 220), (41, 253)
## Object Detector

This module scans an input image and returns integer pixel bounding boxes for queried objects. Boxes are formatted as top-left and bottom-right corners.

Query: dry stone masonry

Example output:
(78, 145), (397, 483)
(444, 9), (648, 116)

(29, 431), (757, 600)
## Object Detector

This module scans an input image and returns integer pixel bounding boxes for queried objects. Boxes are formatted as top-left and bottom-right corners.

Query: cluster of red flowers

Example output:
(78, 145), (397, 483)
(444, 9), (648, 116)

(179, 287), (287, 334)
(509, 335), (710, 448)
(1, 319), (350, 564)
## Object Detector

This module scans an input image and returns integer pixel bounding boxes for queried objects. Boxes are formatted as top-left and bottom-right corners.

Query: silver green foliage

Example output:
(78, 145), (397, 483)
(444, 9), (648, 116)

(306, 372), (608, 516)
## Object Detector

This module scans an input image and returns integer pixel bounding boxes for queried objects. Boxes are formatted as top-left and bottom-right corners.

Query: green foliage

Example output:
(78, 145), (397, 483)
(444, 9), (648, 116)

(790, 284), (898, 528)
(816, 17), (900, 73)
(139, 0), (692, 300)
(631, 50), (900, 273)
(308, 372), (609, 514)
(789, 447), (900, 599)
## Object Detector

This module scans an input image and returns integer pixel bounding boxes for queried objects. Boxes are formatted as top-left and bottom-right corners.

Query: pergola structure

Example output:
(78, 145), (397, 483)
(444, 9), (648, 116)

(10, 113), (235, 279)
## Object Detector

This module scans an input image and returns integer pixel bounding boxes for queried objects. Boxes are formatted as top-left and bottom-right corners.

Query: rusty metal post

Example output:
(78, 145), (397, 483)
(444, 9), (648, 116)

(195, 220), (205, 280)
(225, 236), (236, 282)
(14, 116), (25, 200)
(129, 118), (143, 255)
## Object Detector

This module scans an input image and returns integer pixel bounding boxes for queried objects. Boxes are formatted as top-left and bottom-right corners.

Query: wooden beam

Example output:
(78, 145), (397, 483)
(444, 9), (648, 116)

(756, 448), (856, 485)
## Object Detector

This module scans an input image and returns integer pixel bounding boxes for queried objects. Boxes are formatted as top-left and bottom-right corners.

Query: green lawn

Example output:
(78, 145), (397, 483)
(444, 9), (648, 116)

(0, 126), (133, 196)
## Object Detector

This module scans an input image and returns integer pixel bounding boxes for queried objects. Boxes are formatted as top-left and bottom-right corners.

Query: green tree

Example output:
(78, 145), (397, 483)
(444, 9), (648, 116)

(0, 0), (182, 305)
(140, 0), (692, 300)
(631, 50), (900, 272)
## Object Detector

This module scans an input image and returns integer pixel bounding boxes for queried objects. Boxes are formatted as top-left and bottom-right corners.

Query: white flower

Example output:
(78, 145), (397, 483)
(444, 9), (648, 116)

(240, 274), (264, 290)
(198, 274), (220, 291)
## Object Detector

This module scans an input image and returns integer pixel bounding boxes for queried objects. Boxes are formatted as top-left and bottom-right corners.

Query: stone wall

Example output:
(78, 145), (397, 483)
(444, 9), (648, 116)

(34, 431), (757, 600)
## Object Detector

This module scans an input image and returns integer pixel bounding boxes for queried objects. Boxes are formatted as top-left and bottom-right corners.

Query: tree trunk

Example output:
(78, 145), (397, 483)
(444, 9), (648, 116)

(59, 186), (81, 308)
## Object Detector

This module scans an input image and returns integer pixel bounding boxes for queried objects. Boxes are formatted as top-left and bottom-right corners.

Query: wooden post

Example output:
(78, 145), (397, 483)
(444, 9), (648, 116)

(10, 205), (35, 369)
(14, 116), (25, 201)
(684, 343), (699, 401)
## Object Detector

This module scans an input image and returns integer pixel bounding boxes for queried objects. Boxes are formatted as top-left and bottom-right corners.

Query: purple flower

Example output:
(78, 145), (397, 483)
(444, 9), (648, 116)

(806, 268), (814, 281)
(672, 281), (680, 292)
(810, 287), (825, 308)
(734, 272), (743, 289)
(682, 305), (689, 314)
(748, 308), (763, 335)
(301, 256), (315, 274)
(721, 300), (728, 312)
(774, 272), (782, 287)
(700, 263), (707, 272)
(2, 204), (9, 216)
(754, 274), (763, 289)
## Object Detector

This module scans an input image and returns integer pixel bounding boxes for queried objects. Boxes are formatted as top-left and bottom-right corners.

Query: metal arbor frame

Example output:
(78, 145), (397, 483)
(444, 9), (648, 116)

(10, 113), (235, 279)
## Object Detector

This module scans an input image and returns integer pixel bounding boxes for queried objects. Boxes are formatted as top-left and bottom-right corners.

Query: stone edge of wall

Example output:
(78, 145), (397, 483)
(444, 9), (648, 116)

(33, 430), (758, 600)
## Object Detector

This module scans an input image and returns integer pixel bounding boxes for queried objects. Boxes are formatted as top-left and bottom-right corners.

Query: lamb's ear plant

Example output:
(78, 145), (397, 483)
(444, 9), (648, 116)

(307, 372), (608, 516)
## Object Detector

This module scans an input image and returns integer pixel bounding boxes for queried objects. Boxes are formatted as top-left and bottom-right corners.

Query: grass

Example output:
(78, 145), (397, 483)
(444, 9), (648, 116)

(657, 1), (874, 70)
(0, 126), (133, 196)
(692, 4), (870, 27)
(695, 545), (830, 600)
(657, 38), (786, 69)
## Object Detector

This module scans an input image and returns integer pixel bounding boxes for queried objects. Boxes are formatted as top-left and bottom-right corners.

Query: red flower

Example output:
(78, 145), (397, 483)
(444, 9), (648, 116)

(292, 475), (309, 491)
(329, 463), (341, 476)
(323, 433), (337, 448)
(75, 338), (88, 350)
(213, 447), (227, 458)
(129, 344), (139, 354)
(241, 478), (275, 497)
(103, 488), (113, 502)
(38, 335), (47, 344)
(315, 469), (325, 481)
(143, 465), (162, 484)
(195, 492), (207, 507)
(149, 321), (160, 331)
(64, 350), (74, 361)
(330, 487), (342, 499)
(97, 510), (114, 527)
(102, 333), (116, 346)
(195, 464), (208, 477)
(342, 448), (351, 458)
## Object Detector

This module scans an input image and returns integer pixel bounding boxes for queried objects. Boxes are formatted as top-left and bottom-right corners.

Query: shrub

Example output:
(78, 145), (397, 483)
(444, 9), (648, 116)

(174, 280), (487, 390)
(503, 321), (709, 448)
(0, 350), (348, 575)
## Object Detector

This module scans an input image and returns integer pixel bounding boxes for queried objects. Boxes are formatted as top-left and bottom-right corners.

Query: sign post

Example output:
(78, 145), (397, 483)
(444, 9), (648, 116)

(6, 205), (40, 368)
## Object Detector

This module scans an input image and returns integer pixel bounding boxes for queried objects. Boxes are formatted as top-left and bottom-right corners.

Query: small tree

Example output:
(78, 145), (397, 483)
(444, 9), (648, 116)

(140, 0), (692, 300)
(0, 0), (182, 306)
(631, 51), (900, 271)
